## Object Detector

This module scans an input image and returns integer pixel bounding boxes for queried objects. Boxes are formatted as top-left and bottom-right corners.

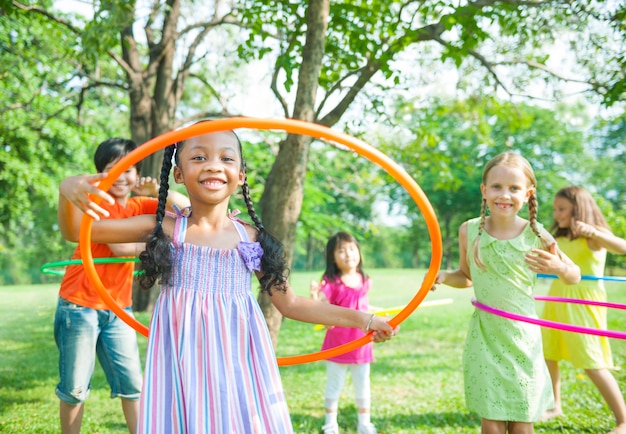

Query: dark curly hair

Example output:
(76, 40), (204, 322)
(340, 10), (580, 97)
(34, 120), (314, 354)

(138, 129), (289, 295)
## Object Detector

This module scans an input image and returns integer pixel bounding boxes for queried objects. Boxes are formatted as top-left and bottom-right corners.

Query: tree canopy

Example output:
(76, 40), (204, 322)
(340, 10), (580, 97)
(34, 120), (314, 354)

(2, 0), (625, 344)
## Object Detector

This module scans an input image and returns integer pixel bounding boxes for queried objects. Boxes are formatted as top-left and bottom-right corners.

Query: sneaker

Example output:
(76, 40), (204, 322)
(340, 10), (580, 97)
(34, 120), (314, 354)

(357, 422), (377, 434)
(321, 422), (339, 434)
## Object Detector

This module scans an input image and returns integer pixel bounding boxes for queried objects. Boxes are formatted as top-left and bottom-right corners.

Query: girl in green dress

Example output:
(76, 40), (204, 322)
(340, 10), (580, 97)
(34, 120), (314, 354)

(434, 152), (580, 434)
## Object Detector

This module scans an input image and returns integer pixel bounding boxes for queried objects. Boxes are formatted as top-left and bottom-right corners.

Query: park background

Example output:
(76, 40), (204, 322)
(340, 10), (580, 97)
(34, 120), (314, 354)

(1, 0), (626, 432)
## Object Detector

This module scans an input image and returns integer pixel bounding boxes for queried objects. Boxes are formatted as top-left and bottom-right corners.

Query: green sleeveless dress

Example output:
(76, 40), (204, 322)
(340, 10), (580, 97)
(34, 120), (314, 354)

(463, 217), (554, 422)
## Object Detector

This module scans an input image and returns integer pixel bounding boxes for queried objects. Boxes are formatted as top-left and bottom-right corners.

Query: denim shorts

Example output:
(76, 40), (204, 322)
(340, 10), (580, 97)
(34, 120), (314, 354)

(54, 297), (143, 404)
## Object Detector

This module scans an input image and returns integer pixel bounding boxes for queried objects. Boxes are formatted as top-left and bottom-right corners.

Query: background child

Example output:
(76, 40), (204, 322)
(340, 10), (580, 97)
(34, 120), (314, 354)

(433, 151), (580, 434)
(58, 129), (396, 434)
(310, 231), (378, 434)
(55, 137), (188, 434)
(540, 186), (626, 433)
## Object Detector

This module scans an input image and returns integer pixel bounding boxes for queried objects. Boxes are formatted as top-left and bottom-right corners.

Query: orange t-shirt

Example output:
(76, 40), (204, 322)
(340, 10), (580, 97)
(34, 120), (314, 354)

(58, 196), (158, 310)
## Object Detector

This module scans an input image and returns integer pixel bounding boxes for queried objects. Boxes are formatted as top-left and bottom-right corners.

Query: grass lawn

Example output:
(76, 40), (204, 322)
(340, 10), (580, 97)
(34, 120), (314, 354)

(1, 269), (626, 433)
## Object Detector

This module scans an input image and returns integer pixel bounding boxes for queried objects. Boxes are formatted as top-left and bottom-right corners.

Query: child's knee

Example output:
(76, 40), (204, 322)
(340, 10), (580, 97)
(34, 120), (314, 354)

(56, 385), (90, 405)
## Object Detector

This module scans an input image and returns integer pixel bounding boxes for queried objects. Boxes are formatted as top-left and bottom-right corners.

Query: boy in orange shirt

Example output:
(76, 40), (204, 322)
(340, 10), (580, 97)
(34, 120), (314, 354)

(55, 138), (187, 434)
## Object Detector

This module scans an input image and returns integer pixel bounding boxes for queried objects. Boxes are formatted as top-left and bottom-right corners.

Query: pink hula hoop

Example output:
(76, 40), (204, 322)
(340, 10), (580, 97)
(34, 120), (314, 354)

(535, 295), (626, 311)
(471, 296), (626, 340)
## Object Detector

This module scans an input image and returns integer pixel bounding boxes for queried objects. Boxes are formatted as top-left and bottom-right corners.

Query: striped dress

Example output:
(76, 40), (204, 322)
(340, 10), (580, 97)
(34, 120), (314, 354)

(137, 210), (294, 433)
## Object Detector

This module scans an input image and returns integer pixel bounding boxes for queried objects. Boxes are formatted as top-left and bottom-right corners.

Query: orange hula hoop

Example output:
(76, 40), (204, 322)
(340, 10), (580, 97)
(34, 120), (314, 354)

(79, 117), (442, 366)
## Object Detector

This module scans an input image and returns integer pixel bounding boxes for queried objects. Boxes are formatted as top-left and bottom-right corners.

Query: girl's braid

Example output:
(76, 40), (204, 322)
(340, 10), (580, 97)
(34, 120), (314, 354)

(527, 191), (553, 250)
(138, 144), (176, 289)
(240, 162), (288, 294)
(155, 145), (175, 225)
(478, 198), (487, 236)
(473, 197), (488, 270)
(527, 193), (541, 238)
(241, 161), (264, 231)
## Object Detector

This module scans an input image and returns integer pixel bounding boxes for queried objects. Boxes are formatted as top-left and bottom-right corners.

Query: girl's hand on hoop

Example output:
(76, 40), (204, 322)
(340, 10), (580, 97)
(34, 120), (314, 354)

(371, 325), (399, 343)
(60, 173), (114, 220)
(430, 271), (446, 291)
(366, 315), (398, 343)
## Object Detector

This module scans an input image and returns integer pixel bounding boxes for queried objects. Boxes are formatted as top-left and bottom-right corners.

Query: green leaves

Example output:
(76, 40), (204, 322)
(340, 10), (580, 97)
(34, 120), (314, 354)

(0, 6), (129, 283)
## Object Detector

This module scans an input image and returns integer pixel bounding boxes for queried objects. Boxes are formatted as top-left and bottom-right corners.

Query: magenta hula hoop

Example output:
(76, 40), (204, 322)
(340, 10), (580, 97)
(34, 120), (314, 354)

(471, 297), (626, 340)
(534, 295), (626, 311)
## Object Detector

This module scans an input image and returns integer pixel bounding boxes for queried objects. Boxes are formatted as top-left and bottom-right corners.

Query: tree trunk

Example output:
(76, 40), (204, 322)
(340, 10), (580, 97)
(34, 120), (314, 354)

(121, 0), (182, 310)
(306, 233), (314, 269)
(258, 133), (314, 345)
(258, 0), (330, 348)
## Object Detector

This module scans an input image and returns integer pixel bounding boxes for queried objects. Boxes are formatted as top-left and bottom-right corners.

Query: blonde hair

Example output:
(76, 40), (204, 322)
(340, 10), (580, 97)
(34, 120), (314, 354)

(472, 152), (551, 270)
(551, 185), (610, 240)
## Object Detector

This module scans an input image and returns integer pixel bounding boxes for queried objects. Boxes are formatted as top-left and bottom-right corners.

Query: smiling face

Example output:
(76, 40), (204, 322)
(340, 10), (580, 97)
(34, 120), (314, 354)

(173, 131), (244, 206)
(104, 159), (139, 201)
(553, 195), (574, 229)
(480, 164), (534, 217)
(333, 240), (361, 275)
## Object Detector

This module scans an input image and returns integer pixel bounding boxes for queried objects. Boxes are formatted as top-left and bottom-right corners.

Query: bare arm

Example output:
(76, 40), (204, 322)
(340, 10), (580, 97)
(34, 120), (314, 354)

(268, 281), (396, 340)
(166, 190), (190, 212)
(434, 222), (473, 289)
(105, 188), (186, 255)
(575, 221), (626, 254)
(59, 177), (157, 245)
(85, 215), (156, 244)
(58, 173), (188, 243)
(108, 243), (147, 257)
(133, 177), (190, 212)
(525, 230), (581, 285)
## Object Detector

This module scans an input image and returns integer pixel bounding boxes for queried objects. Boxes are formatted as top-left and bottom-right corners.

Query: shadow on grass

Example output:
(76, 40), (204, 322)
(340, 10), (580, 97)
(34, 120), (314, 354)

(381, 410), (480, 430)
(536, 420), (608, 433)
(0, 316), (57, 389)
(290, 409), (480, 433)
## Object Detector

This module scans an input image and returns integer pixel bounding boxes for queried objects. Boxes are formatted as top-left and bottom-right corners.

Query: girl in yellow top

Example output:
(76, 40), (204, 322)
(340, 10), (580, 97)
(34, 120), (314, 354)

(541, 186), (626, 434)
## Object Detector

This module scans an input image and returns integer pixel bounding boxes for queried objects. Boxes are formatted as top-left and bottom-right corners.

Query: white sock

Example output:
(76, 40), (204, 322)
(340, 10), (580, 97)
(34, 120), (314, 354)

(325, 411), (338, 426)
(358, 412), (371, 426)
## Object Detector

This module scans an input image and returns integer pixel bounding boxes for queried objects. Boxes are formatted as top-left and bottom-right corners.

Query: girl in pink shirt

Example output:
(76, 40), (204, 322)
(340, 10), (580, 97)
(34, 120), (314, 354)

(311, 231), (378, 434)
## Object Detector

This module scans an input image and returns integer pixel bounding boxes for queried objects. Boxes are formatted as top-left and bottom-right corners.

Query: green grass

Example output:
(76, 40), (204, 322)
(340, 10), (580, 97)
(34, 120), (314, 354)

(2, 270), (626, 433)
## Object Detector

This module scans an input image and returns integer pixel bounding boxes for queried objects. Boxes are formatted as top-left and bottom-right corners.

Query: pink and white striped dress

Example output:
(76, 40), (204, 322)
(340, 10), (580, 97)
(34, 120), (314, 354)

(137, 210), (294, 433)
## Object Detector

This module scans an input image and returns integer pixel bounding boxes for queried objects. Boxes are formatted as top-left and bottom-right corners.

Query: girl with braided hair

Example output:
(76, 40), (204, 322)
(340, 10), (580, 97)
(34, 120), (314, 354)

(59, 129), (396, 434)
(432, 151), (580, 434)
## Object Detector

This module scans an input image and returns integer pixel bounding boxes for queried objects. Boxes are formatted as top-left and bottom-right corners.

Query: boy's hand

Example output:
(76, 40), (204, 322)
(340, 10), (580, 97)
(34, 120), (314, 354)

(133, 176), (159, 197)
(60, 173), (114, 220)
